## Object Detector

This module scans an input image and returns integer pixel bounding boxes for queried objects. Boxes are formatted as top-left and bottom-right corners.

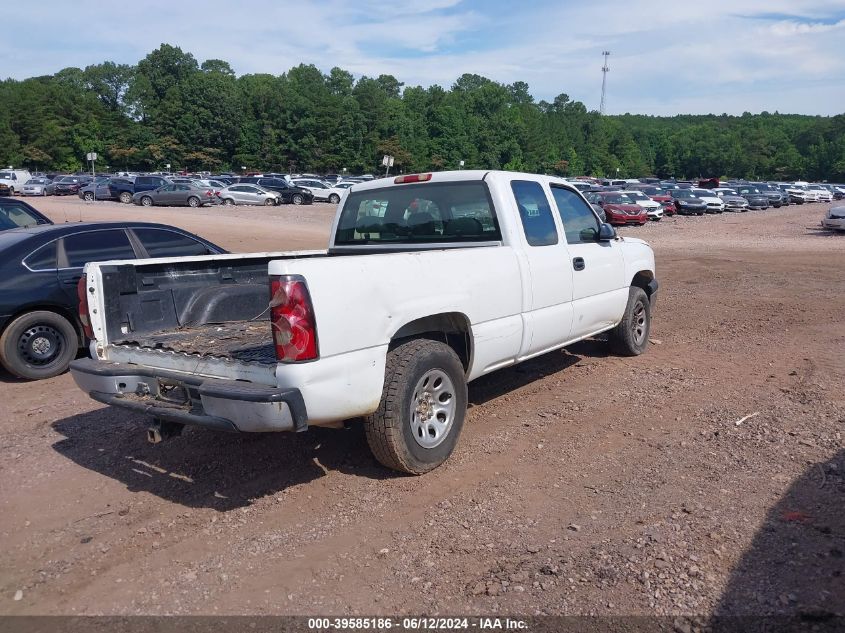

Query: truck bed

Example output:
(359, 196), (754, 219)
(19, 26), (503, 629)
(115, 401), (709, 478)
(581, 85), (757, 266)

(114, 320), (276, 365)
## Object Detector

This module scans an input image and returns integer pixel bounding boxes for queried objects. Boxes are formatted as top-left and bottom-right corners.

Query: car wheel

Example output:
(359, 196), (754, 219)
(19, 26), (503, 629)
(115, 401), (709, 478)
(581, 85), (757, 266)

(83, 192), (94, 201)
(0, 311), (79, 380)
(141, 196), (153, 207)
(187, 196), (200, 208)
(329, 194), (340, 204)
(609, 286), (651, 357)
(264, 198), (274, 206)
(120, 192), (132, 204)
(365, 339), (467, 474)
(292, 194), (304, 205)
(223, 198), (234, 206)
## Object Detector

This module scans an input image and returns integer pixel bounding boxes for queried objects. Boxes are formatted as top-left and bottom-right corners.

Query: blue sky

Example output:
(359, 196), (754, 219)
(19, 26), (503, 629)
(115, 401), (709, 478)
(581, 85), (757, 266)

(3, 0), (845, 115)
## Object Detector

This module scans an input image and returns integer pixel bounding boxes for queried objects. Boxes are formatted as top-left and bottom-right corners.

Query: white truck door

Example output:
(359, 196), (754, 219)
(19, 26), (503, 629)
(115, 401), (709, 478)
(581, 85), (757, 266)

(509, 179), (574, 358)
(549, 185), (626, 339)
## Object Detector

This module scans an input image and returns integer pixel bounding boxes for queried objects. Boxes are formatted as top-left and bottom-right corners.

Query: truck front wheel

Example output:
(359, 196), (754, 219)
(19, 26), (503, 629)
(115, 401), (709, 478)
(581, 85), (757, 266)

(365, 339), (467, 474)
(609, 286), (651, 356)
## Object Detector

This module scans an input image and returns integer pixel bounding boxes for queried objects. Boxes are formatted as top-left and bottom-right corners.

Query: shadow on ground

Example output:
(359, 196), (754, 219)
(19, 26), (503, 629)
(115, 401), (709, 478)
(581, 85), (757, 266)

(709, 449), (844, 632)
(50, 345), (595, 511)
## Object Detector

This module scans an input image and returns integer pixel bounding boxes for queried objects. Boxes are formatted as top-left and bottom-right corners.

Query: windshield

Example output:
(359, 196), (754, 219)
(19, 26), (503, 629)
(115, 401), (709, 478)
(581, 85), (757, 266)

(26, 178), (48, 185)
(641, 187), (662, 195)
(602, 194), (633, 204)
(673, 190), (696, 198)
(691, 190), (712, 197)
(335, 181), (501, 246)
(740, 188), (761, 194)
(625, 191), (648, 201)
(0, 202), (48, 229)
(720, 189), (738, 196)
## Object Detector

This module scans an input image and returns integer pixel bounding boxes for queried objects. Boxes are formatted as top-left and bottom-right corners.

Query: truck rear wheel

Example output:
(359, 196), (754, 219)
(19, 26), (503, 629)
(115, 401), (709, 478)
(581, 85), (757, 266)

(365, 339), (467, 474)
(609, 286), (651, 356)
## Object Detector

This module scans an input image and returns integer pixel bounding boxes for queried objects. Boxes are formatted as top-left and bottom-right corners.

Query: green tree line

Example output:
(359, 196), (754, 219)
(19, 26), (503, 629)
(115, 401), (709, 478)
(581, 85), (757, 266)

(1, 44), (844, 181)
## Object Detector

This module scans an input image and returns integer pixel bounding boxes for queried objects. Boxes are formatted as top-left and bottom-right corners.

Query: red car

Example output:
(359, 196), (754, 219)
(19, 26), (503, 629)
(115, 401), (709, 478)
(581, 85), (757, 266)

(593, 192), (647, 226)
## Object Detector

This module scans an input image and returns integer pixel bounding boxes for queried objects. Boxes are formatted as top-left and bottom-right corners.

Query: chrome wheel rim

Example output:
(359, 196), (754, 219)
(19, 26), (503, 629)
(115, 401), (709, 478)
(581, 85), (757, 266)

(141, 197), (152, 206)
(410, 369), (456, 449)
(188, 197), (199, 207)
(293, 195), (303, 205)
(19, 324), (63, 366)
(632, 300), (647, 345)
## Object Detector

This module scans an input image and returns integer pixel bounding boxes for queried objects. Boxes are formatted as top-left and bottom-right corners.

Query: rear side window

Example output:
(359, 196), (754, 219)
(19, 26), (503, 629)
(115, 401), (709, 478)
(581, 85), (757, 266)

(24, 241), (58, 270)
(133, 228), (211, 257)
(511, 180), (558, 246)
(335, 181), (500, 245)
(0, 201), (46, 228)
(62, 230), (136, 268)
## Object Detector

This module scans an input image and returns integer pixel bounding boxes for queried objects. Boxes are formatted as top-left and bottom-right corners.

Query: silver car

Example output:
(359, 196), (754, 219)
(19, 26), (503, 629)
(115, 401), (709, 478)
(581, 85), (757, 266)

(21, 177), (52, 196)
(217, 184), (280, 206)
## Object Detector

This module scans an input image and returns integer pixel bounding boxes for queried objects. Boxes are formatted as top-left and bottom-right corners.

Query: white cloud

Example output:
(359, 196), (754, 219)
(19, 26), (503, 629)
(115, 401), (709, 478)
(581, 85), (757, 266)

(0, 0), (843, 115)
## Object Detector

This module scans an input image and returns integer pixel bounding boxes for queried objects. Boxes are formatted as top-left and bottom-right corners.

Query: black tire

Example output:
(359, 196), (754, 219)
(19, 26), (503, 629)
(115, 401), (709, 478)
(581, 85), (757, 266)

(83, 192), (94, 201)
(222, 198), (234, 206)
(365, 339), (467, 475)
(0, 311), (79, 380)
(187, 196), (200, 208)
(263, 197), (274, 206)
(292, 194), (304, 205)
(119, 191), (132, 204)
(8, 187), (14, 196)
(609, 286), (651, 357)
(328, 193), (340, 204)
(140, 196), (153, 207)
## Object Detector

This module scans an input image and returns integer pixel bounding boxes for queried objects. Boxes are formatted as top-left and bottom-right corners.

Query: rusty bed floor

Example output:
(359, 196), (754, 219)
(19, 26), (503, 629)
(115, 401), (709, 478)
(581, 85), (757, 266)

(114, 320), (276, 365)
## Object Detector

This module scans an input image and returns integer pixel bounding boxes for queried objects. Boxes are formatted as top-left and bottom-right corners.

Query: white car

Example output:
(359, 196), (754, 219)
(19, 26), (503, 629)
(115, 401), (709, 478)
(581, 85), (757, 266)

(217, 184), (280, 206)
(71, 170), (657, 475)
(807, 184), (833, 203)
(292, 178), (346, 204)
(691, 188), (725, 213)
(821, 206), (845, 232)
(620, 190), (663, 220)
(792, 182), (819, 202)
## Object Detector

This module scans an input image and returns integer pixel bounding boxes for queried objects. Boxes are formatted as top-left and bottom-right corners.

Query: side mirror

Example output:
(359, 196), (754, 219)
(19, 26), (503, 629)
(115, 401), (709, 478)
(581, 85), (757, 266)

(598, 223), (617, 241)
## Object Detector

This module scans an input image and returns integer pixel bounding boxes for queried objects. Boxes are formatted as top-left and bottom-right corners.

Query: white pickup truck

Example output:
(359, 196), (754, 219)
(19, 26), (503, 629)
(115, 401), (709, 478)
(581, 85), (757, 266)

(70, 170), (658, 474)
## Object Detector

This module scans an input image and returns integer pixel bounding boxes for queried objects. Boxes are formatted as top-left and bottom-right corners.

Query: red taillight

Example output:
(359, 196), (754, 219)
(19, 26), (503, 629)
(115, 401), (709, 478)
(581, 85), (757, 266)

(269, 276), (318, 362)
(394, 173), (432, 184)
(77, 276), (94, 339)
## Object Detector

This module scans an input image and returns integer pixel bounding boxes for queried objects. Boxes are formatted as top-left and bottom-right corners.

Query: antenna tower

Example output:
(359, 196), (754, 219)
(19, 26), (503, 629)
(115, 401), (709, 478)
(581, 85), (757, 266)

(600, 51), (610, 115)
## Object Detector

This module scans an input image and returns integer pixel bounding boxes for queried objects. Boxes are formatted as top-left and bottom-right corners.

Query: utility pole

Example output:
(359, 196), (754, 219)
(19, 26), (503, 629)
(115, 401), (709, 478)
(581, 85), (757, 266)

(600, 51), (610, 115)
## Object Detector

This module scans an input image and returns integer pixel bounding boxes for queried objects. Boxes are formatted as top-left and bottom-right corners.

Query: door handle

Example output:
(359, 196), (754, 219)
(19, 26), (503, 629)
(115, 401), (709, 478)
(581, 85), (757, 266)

(573, 257), (585, 271)
(61, 275), (82, 286)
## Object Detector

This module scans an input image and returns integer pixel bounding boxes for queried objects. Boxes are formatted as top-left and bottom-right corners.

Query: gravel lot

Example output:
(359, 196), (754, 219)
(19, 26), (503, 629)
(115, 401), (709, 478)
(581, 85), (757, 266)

(0, 198), (842, 619)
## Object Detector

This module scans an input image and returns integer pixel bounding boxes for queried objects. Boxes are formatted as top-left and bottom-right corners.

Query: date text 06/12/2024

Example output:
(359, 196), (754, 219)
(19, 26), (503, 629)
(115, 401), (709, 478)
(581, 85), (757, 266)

(307, 617), (529, 630)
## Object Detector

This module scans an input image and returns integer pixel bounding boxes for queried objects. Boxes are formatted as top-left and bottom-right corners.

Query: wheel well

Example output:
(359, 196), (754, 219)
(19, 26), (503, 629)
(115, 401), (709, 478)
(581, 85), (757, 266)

(3, 305), (83, 347)
(390, 313), (472, 373)
(631, 270), (655, 299)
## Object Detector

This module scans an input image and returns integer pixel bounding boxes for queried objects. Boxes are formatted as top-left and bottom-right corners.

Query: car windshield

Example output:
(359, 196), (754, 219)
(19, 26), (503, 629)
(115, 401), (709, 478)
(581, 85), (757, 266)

(0, 172), (13, 179)
(720, 189), (738, 196)
(741, 188), (761, 194)
(691, 190), (712, 197)
(673, 190), (695, 198)
(625, 191), (648, 200)
(602, 194), (633, 204)
(641, 187), (662, 195)
(26, 178), (48, 185)
(0, 203), (48, 229)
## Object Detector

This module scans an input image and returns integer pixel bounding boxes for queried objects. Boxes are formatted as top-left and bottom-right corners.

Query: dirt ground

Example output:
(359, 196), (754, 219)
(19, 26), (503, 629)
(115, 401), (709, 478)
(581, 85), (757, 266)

(0, 197), (843, 619)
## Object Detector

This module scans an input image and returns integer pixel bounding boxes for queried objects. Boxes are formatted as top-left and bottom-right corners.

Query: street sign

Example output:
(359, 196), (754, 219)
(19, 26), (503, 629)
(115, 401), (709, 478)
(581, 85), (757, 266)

(86, 152), (97, 161)
(382, 155), (394, 167)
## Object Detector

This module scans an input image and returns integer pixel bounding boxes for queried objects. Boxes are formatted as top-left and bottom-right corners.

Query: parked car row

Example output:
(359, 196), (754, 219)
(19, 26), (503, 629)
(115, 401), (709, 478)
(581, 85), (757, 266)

(569, 177), (841, 227)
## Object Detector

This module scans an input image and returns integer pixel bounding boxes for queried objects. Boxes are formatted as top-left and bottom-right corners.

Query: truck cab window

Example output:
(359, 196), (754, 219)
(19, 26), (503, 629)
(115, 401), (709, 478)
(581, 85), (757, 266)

(511, 180), (558, 246)
(550, 186), (600, 243)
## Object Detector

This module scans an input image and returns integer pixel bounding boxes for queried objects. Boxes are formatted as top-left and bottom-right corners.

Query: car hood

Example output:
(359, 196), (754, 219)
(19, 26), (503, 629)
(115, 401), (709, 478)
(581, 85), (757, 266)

(675, 197), (705, 204)
(828, 206), (845, 219)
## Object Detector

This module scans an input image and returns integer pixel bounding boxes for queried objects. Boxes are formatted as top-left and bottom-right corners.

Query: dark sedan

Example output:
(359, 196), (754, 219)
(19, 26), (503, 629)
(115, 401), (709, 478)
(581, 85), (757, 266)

(53, 175), (92, 196)
(239, 177), (314, 204)
(0, 222), (225, 380)
(735, 186), (770, 210)
(670, 189), (707, 215)
(1, 197), (53, 231)
(132, 183), (218, 207)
